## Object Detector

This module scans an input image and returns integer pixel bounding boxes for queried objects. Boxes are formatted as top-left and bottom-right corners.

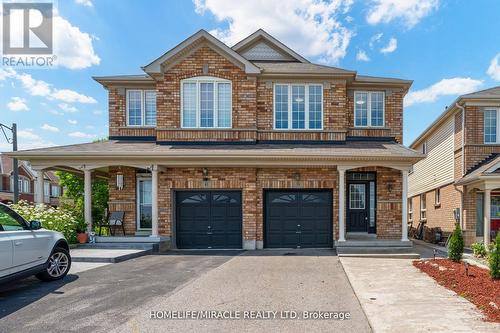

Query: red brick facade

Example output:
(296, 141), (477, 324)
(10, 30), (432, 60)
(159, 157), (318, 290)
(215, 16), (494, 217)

(100, 34), (411, 247)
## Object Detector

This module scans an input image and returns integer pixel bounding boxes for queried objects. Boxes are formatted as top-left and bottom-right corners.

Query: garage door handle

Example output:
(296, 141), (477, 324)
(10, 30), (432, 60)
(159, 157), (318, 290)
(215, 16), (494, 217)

(14, 241), (23, 246)
(207, 232), (213, 235)
(295, 231), (302, 234)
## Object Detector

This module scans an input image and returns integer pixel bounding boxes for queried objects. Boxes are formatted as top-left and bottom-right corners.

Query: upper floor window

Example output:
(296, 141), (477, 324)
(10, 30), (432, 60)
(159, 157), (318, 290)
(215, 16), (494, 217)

(127, 90), (157, 126)
(181, 77), (232, 128)
(274, 84), (323, 130)
(422, 141), (428, 154)
(354, 91), (385, 127)
(484, 108), (499, 144)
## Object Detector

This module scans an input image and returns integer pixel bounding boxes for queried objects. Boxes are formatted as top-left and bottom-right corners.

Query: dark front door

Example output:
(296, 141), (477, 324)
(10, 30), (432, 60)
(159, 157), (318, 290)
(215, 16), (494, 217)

(346, 172), (376, 233)
(176, 191), (242, 249)
(265, 190), (332, 248)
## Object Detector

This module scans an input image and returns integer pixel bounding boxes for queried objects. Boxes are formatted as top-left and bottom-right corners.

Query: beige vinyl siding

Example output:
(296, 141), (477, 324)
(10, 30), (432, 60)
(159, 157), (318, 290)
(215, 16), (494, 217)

(408, 115), (455, 197)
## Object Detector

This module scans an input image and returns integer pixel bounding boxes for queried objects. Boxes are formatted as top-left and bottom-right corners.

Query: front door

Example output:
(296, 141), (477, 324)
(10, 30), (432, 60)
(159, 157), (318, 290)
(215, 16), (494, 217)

(346, 172), (376, 233)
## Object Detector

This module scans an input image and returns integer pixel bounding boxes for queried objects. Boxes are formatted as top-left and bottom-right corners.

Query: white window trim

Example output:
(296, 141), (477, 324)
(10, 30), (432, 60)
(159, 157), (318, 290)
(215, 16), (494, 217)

(126, 89), (157, 127)
(10, 175), (30, 193)
(420, 194), (427, 220)
(435, 188), (441, 206)
(180, 76), (233, 129)
(272, 83), (324, 131)
(484, 107), (500, 144)
(408, 199), (413, 221)
(354, 91), (385, 128)
(136, 175), (152, 231)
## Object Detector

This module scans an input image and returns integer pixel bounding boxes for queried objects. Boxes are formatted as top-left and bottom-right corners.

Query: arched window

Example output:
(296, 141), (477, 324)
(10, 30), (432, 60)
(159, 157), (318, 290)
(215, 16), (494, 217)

(181, 76), (232, 128)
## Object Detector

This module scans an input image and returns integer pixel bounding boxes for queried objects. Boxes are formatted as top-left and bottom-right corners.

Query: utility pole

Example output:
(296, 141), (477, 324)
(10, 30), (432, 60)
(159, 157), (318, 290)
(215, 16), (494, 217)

(1, 123), (19, 203)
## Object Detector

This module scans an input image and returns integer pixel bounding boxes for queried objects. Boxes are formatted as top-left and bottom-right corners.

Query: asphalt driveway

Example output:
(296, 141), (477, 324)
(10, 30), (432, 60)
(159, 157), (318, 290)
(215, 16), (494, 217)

(0, 249), (370, 333)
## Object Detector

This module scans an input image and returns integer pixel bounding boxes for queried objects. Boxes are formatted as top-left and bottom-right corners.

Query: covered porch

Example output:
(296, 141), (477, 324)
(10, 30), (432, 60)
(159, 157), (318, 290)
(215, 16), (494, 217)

(456, 155), (500, 245)
(7, 140), (423, 250)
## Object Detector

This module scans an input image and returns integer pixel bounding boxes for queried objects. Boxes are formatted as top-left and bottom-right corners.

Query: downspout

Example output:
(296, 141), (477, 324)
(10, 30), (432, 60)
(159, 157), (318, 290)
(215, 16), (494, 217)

(455, 102), (466, 230)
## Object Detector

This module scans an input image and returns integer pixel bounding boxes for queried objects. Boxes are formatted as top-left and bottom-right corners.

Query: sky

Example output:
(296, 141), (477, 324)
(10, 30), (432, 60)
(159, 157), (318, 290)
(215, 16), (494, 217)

(1, 0), (500, 151)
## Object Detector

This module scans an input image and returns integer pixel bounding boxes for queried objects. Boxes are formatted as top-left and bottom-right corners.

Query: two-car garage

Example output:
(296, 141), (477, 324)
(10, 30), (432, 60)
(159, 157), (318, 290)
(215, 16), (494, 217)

(175, 190), (333, 249)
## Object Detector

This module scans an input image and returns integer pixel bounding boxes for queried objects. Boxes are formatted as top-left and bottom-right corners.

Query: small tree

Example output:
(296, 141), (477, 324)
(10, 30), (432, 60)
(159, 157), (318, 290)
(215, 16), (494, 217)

(489, 232), (500, 279)
(448, 224), (464, 262)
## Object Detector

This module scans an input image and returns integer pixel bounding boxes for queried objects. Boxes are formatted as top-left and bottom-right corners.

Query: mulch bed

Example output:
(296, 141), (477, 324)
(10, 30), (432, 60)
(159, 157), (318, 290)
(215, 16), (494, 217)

(413, 259), (500, 322)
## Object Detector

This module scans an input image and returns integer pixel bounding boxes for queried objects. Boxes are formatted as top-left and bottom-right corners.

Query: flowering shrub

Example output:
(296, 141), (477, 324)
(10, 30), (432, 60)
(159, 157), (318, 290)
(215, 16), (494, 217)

(9, 200), (79, 244)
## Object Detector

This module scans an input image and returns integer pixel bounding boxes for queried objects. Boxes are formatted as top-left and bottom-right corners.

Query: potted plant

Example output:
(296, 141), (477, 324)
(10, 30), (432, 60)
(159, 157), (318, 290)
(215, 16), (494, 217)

(76, 219), (88, 244)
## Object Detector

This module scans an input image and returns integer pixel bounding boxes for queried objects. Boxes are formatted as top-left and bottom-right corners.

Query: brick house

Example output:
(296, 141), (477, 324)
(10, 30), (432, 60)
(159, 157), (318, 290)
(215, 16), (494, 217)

(408, 86), (500, 246)
(0, 154), (63, 206)
(8, 30), (422, 249)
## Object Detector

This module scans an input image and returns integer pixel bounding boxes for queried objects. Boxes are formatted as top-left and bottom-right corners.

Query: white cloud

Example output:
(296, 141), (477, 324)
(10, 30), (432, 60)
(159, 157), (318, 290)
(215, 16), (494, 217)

(194, 0), (354, 64)
(53, 15), (101, 69)
(2, 69), (97, 104)
(0, 68), (16, 80)
(7, 97), (29, 112)
(405, 77), (483, 107)
(380, 37), (397, 54)
(367, 0), (439, 28)
(41, 124), (60, 132)
(48, 109), (64, 116)
(68, 131), (95, 138)
(369, 32), (383, 48)
(16, 72), (51, 96)
(93, 110), (103, 115)
(68, 119), (78, 125)
(52, 90), (97, 104)
(75, 0), (93, 7)
(17, 129), (41, 141)
(356, 50), (370, 62)
(487, 53), (500, 81)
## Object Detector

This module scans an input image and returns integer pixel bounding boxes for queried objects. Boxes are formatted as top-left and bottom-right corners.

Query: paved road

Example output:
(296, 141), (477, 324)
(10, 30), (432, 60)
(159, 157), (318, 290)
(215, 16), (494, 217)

(0, 249), (370, 333)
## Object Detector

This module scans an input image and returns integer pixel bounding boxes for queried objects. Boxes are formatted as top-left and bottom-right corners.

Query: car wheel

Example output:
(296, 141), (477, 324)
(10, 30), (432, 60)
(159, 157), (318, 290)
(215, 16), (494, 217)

(36, 247), (72, 282)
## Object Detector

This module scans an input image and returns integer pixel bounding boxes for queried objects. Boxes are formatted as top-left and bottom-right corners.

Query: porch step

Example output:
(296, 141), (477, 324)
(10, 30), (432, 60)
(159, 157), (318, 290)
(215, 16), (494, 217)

(70, 248), (151, 263)
(77, 242), (157, 251)
(336, 240), (413, 247)
(336, 246), (420, 259)
(95, 236), (162, 243)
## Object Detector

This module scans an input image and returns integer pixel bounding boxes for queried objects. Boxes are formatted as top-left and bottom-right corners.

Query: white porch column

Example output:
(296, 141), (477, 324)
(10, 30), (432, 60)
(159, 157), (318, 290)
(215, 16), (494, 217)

(151, 165), (159, 237)
(401, 170), (409, 242)
(35, 170), (44, 204)
(84, 169), (92, 233)
(338, 168), (346, 242)
(484, 189), (491, 245)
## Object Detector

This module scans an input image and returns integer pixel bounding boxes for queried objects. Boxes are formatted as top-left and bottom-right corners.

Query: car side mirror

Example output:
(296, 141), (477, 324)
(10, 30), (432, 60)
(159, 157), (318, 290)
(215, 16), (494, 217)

(30, 220), (42, 230)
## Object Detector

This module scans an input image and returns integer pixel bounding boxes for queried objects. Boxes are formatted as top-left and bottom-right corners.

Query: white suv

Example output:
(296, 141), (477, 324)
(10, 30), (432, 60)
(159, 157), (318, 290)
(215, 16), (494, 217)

(0, 203), (71, 283)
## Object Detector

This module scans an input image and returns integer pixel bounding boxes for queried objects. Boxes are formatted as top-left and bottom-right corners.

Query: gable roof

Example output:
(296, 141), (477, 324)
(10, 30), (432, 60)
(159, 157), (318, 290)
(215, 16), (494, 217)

(254, 62), (355, 76)
(232, 29), (309, 63)
(142, 30), (261, 75)
(0, 154), (36, 179)
(461, 86), (500, 99)
(410, 85), (500, 148)
(455, 154), (500, 185)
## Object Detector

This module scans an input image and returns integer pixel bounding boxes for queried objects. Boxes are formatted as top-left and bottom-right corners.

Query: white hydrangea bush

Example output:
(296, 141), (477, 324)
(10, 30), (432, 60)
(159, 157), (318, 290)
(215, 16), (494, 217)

(9, 200), (78, 243)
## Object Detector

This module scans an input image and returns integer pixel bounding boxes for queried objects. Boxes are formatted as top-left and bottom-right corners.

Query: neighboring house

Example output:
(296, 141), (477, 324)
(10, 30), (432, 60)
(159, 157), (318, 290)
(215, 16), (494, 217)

(408, 86), (500, 246)
(7, 29), (422, 249)
(0, 154), (63, 206)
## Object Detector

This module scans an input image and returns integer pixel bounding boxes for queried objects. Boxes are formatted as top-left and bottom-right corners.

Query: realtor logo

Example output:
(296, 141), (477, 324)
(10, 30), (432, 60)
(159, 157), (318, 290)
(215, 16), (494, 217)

(2, 1), (55, 68)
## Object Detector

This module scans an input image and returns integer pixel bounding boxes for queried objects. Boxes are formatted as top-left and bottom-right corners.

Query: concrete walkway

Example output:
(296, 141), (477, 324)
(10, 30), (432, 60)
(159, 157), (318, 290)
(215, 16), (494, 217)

(340, 257), (500, 333)
(112, 249), (371, 333)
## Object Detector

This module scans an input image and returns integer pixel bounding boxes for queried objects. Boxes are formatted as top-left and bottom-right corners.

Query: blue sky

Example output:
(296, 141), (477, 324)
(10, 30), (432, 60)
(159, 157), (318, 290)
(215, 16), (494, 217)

(1, 0), (500, 151)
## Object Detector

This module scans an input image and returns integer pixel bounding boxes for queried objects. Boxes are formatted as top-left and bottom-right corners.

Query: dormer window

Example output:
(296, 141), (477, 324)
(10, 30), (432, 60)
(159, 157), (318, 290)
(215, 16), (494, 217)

(126, 90), (157, 126)
(181, 77), (232, 128)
